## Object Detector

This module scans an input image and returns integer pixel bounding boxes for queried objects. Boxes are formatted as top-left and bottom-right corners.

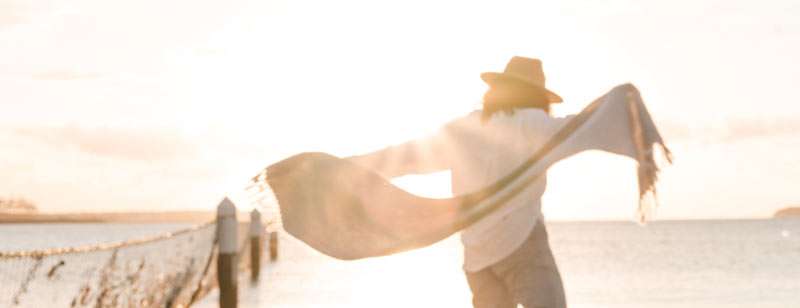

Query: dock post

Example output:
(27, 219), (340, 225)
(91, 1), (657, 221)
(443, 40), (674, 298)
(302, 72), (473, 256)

(217, 198), (238, 308)
(249, 209), (263, 282)
(269, 231), (278, 261)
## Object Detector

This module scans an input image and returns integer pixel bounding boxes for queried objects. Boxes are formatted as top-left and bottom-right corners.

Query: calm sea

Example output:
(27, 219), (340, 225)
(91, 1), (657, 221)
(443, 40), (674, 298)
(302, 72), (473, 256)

(0, 223), (192, 251)
(3, 219), (800, 307)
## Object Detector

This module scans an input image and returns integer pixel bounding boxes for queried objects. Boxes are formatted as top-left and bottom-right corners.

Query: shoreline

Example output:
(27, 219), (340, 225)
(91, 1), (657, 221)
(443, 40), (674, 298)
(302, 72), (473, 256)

(774, 207), (800, 219)
(0, 211), (216, 224)
(2, 211), (791, 224)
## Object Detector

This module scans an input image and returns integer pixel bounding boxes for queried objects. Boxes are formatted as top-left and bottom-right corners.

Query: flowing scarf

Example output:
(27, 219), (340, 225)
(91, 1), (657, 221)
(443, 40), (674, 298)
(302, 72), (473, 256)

(249, 84), (672, 260)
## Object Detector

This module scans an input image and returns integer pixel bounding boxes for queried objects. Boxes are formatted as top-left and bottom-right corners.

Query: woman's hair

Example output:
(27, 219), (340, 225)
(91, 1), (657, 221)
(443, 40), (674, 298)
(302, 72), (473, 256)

(481, 79), (551, 123)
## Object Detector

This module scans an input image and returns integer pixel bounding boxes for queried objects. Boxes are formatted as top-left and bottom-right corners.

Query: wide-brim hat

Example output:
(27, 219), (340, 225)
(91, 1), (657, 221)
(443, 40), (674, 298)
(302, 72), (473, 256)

(480, 56), (563, 103)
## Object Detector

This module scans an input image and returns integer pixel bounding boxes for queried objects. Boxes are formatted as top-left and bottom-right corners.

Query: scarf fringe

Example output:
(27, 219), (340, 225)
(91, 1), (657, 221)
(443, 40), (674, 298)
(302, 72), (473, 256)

(636, 145), (672, 224)
(625, 86), (673, 224)
(631, 99), (673, 224)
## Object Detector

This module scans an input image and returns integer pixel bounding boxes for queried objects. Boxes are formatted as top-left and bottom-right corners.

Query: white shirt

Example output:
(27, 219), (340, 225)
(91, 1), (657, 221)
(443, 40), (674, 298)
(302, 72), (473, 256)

(442, 109), (570, 271)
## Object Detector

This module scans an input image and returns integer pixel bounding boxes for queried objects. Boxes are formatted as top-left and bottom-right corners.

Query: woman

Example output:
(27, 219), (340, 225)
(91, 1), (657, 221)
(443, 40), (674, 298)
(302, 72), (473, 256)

(348, 56), (570, 308)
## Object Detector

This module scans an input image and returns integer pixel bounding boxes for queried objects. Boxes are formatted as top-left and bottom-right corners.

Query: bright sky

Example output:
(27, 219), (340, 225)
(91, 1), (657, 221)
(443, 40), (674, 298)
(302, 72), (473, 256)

(1, 0), (798, 219)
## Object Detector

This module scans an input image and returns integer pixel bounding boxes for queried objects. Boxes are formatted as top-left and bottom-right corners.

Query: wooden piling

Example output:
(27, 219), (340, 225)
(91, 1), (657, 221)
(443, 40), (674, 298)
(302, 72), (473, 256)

(217, 198), (238, 308)
(269, 231), (278, 261)
(249, 209), (263, 282)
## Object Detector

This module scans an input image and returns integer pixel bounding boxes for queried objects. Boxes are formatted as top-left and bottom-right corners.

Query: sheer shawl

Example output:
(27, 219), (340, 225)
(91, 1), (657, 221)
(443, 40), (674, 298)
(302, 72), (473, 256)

(249, 84), (672, 260)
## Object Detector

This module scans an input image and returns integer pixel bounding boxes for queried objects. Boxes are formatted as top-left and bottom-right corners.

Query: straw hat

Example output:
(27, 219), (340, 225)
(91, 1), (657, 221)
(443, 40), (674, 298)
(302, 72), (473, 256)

(481, 56), (563, 103)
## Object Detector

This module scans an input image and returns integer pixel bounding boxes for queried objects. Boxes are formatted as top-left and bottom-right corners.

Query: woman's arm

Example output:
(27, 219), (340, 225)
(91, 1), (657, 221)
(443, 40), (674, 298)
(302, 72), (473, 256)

(346, 128), (452, 179)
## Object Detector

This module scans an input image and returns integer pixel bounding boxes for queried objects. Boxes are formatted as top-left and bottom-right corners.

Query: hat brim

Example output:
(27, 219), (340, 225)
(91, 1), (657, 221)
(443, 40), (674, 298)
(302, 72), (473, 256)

(481, 72), (563, 103)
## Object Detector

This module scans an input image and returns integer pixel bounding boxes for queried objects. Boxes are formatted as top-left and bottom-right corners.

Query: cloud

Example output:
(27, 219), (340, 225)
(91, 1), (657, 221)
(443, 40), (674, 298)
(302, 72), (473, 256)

(0, 124), (265, 212)
(656, 114), (800, 144)
(32, 71), (103, 81)
(10, 125), (197, 162)
(0, 1), (83, 29)
(0, 2), (26, 27)
(719, 116), (800, 141)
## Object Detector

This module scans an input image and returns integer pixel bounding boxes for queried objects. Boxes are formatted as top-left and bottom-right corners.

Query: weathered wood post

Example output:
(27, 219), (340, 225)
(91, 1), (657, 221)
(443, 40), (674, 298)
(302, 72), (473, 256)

(269, 231), (279, 261)
(249, 209), (263, 282)
(217, 197), (238, 308)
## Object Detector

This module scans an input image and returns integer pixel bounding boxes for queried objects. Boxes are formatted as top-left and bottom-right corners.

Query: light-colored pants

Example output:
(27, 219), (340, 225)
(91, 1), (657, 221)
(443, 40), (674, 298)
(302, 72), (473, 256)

(464, 221), (566, 308)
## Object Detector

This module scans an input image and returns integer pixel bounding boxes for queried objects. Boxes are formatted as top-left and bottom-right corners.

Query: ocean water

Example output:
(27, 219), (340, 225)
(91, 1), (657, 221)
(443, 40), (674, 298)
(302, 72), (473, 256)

(0, 223), (192, 251)
(547, 219), (800, 307)
(3, 219), (800, 307)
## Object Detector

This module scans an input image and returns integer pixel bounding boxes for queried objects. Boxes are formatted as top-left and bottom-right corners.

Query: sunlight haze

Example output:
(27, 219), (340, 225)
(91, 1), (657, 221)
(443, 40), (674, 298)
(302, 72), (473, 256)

(2, 0), (799, 220)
